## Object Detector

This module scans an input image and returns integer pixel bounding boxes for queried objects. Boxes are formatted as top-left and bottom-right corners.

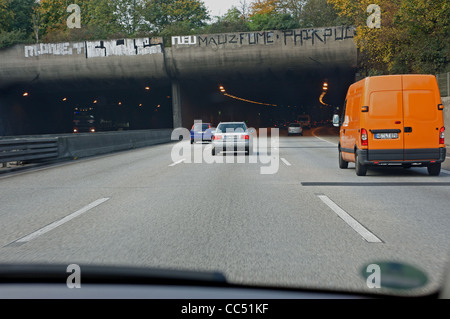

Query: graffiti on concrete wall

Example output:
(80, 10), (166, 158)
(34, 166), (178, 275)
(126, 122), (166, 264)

(172, 26), (355, 48)
(24, 37), (163, 58)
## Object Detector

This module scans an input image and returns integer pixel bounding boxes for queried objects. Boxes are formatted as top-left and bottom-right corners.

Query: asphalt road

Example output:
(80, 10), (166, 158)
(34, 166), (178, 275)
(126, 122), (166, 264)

(1, 126), (450, 297)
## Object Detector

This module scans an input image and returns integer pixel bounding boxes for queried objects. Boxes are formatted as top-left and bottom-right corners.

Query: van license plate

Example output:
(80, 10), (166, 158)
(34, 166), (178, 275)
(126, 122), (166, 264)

(375, 133), (398, 139)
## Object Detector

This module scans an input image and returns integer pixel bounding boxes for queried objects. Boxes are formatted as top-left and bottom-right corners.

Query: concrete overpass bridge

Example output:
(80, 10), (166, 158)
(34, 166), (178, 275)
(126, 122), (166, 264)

(0, 26), (357, 135)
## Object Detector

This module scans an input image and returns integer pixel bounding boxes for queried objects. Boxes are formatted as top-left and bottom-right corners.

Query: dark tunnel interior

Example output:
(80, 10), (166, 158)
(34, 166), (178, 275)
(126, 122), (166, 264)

(0, 67), (356, 136)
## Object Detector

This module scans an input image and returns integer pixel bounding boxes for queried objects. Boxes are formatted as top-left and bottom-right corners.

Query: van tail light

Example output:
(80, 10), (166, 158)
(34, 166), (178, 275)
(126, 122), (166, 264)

(242, 135), (249, 140)
(361, 128), (368, 146)
(439, 127), (445, 144)
(213, 135), (222, 140)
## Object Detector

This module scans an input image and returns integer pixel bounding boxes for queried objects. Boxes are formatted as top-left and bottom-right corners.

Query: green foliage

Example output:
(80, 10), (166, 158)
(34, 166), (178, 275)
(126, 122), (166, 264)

(144, 0), (210, 34)
(300, 0), (345, 27)
(0, 29), (32, 48)
(0, 0), (13, 31)
(328, 0), (449, 74)
(248, 13), (300, 31)
(206, 7), (250, 33)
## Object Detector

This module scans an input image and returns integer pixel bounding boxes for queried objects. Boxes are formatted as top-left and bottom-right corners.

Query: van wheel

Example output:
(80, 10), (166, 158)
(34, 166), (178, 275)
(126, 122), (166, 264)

(339, 148), (348, 169)
(212, 148), (216, 156)
(427, 163), (441, 176)
(355, 152), (367, 176)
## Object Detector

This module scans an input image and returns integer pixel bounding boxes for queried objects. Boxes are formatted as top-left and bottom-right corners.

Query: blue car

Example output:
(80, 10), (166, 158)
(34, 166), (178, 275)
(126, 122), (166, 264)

(190, 123), (214, 144)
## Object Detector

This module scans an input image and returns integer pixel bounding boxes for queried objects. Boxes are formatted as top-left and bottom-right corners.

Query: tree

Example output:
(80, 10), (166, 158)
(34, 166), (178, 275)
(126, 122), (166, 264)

(249, 0), (279, 16)
(328, 0), (405, 74)
(144, 0), (210, 34)
(394, 0), (450, 74)
(39, 0), (90, 36)
(84, 0), (120, 35)
(110, 0), (147, 35)
(328, 0), (449, 74)
(0, 0), (36, 48)
(206, 7), (250, 33)
(300, 0), (344, 28)
(0, 0), (13, 31)
(248, 12), (300, 30)
(8, 0), (35, 33)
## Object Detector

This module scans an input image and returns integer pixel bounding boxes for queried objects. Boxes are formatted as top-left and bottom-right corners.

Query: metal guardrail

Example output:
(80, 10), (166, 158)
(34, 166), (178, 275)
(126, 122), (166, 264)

(0, 138), (59, 165)
(437, 72), (449, 97)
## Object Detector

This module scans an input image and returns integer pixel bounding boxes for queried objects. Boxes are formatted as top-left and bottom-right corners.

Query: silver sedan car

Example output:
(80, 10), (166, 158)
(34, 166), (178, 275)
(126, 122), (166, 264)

(287, 122), (303, 136)
(212, 122), (253, 156)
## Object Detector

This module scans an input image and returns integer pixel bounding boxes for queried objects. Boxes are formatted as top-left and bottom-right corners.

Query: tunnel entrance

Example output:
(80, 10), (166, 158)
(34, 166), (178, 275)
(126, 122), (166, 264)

(0, 68), (355, 136)
(177, 67), (355, 129)
(0, 67), (355, 136)
(0, 78), (173, 136)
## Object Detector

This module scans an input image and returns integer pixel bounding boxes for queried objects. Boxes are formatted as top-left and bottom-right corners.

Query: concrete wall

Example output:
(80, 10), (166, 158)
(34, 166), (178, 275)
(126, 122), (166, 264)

(0, 27), (357, 87)
(0, 38), (168, 87)
(57, 129), (173, 160)
(166, 26), (357, 79)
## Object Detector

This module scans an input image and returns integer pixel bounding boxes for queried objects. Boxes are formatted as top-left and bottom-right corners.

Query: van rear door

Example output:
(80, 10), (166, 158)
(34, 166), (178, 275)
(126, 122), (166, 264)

(402, 75), (442, 160)
(365, 77), (404, 161)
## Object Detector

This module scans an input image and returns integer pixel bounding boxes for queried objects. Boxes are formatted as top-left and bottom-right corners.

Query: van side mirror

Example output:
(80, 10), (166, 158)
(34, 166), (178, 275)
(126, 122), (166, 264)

(332, 114), (340, 127)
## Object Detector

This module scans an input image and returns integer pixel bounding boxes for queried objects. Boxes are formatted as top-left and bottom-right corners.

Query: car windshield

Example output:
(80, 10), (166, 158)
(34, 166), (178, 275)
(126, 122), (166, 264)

(216, 123), (247, 133)
(193, 123), (210, 130)
(0, 0), (449, 302)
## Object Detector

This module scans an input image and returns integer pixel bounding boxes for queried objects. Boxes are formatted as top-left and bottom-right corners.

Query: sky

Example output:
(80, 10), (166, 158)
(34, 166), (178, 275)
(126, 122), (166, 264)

(202, 0), (254, 18)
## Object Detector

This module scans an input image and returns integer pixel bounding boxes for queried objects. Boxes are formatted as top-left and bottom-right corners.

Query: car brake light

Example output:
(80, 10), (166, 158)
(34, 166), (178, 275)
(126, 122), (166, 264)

(439, 127), (445, 144)
(213, 135), (222, 140)
(361, 128), (368, 146)
(242, 135), (249, 140)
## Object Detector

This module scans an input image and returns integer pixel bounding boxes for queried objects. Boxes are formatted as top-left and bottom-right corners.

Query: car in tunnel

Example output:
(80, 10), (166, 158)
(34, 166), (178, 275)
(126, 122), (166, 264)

(287, 122), (303, 136)
(212, 122), (253, 156)
(190, 122), (214, 144)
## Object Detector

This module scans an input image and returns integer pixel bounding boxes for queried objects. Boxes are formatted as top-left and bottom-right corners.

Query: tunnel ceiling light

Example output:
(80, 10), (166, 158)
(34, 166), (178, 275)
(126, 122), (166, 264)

(319, 92), (330, 106)
(222, 93), (277, 107)
(219, 84), (276, 106)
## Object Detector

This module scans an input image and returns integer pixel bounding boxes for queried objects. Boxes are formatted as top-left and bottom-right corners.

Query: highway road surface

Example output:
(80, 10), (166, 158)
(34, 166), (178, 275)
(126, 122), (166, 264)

(1, 127), (450, 297)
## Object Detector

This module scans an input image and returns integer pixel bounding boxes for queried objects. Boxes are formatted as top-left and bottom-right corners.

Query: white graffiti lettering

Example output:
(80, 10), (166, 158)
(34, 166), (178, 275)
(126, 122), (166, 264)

(24, 38), (163, 58)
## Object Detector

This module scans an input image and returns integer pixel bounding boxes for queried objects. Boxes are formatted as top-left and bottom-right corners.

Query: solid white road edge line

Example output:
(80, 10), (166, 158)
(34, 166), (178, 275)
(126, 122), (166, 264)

(317, 195), (382, 243)
(15, 198), (110, 243)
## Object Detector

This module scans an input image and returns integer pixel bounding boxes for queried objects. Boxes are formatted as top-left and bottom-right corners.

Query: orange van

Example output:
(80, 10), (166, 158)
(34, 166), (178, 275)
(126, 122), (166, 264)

(332, 74), (446, 176)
